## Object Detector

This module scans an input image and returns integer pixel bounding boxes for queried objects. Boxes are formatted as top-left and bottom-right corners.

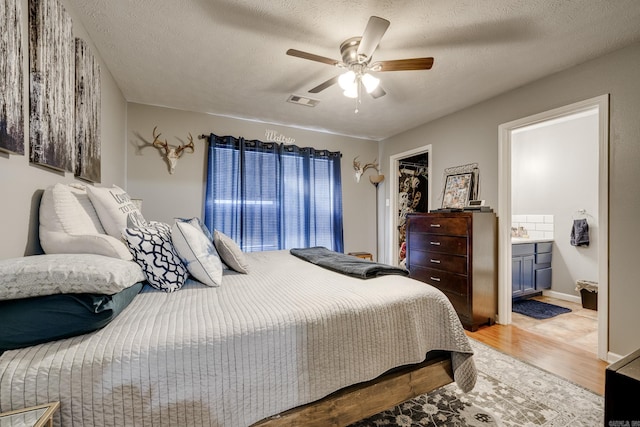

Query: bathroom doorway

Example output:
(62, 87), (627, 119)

(388, 145), (432, 266)
(497, 95), (609, 361)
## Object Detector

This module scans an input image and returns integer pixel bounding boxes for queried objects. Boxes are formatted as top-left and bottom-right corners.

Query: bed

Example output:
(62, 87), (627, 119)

(0, 184), (476, 426)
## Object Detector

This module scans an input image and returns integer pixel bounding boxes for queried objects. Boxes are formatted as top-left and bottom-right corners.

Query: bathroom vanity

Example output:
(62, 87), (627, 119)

(512, 239), (553, 299)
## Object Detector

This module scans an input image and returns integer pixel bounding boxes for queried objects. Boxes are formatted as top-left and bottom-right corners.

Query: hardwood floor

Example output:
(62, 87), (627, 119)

(467, 323), (608, 395)
(511, 295), (598, 355)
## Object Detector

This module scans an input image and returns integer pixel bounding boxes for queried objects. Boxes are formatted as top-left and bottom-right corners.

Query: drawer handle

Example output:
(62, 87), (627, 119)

(429, 241), (441, 246)
(430, 224), (441, 228)
(430, 276), (441, 282)
(430, 259), (441, 264)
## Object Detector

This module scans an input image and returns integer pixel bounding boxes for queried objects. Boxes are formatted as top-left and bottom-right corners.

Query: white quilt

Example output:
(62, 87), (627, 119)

(0, 250), (476, 426)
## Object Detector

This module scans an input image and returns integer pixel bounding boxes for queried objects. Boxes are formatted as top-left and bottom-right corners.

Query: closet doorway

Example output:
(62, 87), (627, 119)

(388, 145), (432, 267)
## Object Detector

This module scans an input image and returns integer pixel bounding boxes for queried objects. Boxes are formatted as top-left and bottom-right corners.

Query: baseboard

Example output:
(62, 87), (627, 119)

(542, 290), (582, 304)
(608, 352), (624, 364)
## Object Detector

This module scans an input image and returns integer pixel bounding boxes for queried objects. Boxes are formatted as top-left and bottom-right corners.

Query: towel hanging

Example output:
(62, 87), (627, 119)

(570, 218), (590, 247)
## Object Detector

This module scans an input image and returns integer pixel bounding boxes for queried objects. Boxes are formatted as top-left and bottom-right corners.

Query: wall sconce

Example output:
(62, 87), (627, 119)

(369, 173), (385, 187)
(353, 156), (385, 261)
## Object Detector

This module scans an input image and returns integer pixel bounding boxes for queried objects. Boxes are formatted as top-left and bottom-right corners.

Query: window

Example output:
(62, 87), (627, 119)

(204, 135), (343, 252)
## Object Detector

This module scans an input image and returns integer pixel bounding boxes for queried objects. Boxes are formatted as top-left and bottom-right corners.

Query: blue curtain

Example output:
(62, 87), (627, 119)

(204, 134), (343, 252)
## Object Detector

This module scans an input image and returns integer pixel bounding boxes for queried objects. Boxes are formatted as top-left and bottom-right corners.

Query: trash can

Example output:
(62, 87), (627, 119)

(576, 280), (598, 310)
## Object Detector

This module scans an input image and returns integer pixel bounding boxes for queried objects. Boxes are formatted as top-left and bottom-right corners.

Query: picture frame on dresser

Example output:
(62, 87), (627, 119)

(441, 172), (473, 209)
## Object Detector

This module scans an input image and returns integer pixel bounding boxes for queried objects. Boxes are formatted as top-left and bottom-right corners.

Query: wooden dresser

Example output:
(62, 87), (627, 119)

(406, 212), (497, 331)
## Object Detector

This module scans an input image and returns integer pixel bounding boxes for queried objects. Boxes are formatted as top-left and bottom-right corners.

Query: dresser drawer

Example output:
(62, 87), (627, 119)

(407, 216), (469, 236)
(408, 233), (467, 256)
(409, 266), (468, 295)
(409, 250), (467, 275)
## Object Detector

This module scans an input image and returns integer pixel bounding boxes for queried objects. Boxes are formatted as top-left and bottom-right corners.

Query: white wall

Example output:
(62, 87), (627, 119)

(380, 41), (640, 356)
(512, 111), (599, 296)
(125, 103), (379, 256)
(0, 0), (128, 260)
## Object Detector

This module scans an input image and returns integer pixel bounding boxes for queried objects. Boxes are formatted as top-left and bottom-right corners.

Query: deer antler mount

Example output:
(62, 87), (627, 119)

(151, 126), (195, 174)
(353, 156), (379, 182)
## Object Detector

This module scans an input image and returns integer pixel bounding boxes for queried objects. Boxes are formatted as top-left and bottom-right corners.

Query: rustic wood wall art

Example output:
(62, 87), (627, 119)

(74, 37), (101, 182)
(0, 0), (24, 155)
(29, 0), (74, 171)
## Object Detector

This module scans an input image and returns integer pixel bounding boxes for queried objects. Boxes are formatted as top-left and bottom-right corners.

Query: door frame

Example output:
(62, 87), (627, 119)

(497, 94), (609, 361)
(387, 145), (432, 265)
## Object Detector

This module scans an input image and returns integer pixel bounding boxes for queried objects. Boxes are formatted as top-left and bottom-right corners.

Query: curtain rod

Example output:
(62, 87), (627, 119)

(196, 134), (342, 158)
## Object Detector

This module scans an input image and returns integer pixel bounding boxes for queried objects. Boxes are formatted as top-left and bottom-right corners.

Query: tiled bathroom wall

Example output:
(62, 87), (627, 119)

(512, 215), (554, 240)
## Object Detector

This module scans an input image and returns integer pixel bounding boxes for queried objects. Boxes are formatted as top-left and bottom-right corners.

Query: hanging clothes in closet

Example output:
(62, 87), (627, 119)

(397, 162), (428, 266)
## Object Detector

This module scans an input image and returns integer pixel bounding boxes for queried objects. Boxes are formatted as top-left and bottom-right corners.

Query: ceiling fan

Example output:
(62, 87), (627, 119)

(286, 16), (434, 112)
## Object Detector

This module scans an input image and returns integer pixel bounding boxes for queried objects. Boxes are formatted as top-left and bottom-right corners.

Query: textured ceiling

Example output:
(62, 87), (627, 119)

(68, 0), (640, 141)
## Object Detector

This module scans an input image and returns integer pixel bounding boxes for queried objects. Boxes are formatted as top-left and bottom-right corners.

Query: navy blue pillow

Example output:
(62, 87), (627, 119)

(0, 282), (143, 352)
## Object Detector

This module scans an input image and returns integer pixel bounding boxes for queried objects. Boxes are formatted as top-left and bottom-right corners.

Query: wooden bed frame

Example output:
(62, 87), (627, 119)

(252, 354), (453, 427)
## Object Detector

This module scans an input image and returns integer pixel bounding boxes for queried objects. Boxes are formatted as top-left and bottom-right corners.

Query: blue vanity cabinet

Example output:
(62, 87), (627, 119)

(512, 243), (535, 297)
(512, 241), (552, 299)
(534, 242), (553, 290)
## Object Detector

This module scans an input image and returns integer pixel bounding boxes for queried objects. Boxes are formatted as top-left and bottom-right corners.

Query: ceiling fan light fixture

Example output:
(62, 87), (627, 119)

(338, 71), (356, 91)
(361, 73), (380, 93)
(287, 15), (434, 107)
(343, 85), (358, 98)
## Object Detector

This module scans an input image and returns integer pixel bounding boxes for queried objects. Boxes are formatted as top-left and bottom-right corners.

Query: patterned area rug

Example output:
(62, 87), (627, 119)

(512, 299), (572, 320)
(350, 339), (603, 426)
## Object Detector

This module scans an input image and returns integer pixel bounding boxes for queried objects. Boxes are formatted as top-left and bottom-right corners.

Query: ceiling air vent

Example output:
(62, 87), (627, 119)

(287, 95), (319, 107)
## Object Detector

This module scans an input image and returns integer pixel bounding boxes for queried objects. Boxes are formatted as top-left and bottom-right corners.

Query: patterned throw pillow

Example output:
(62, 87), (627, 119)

(86, 185), (145, 239)
(126, 211), (148, 229)
(172, 218), (223, 287)
(147, 220), (172, 234)
(122, 225), (187, 292)
(213, 230), (250, 274)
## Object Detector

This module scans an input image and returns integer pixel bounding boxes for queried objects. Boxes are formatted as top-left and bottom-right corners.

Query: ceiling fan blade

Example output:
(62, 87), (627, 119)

(309, 75), (339, 93)
(370, 85), (386, 99)
(286, 49), (340, 66)
(377, 57), (434, 71)
(357, 16), (390, 60)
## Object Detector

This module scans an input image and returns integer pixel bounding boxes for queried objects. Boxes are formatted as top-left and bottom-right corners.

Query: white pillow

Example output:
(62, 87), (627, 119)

(213, 230), (249, 274)
(86, 185), (145, 239)
(39, 183), (132, 260)
(175, 216), (213, 240)
(123, 225), (188, 292)
(172, 218), (223, 287)
(0, 254), (145, 300)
